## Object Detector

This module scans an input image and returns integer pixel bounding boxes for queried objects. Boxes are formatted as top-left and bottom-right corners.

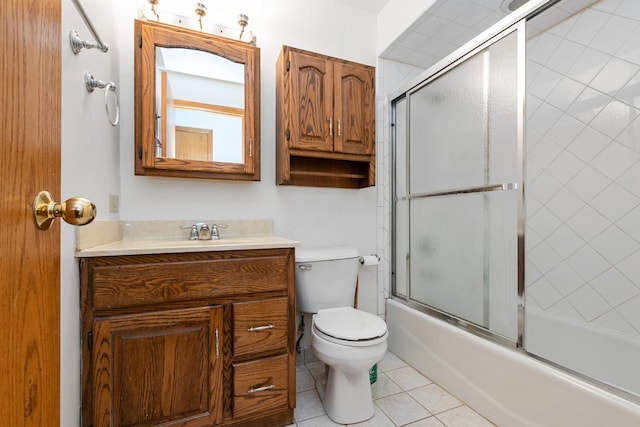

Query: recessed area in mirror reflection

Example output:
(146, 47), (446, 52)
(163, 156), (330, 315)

(155, 47), (245, 163)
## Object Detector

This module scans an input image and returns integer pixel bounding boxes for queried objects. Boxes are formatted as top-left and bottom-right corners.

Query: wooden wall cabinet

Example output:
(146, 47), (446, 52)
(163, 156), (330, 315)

(80, 248), (296, 427)
(276, 46), (376, 188)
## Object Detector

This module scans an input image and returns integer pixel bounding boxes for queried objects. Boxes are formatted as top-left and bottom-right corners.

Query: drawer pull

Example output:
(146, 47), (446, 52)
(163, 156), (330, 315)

(247, 324), (274, 332)
(215, 328), (219, 359)
(248, 384), (275, 394)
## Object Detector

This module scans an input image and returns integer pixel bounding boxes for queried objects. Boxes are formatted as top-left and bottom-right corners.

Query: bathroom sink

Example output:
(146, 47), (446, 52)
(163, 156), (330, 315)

(76, 235), (299, 257)
(75, 219), (300, 257)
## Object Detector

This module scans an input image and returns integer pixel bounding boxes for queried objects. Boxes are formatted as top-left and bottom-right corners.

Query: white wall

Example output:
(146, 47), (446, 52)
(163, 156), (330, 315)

(61, 0), (379, 425)
(61, 1), (121, 425)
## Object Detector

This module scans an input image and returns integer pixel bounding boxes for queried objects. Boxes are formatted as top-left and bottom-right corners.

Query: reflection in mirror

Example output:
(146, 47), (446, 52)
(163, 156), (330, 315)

(155, 47), (244, 163)
(135, 19), (260, 181)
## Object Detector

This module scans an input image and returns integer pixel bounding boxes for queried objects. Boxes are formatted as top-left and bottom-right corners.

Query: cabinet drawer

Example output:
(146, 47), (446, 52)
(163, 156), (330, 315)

(89, 252), (290, 310)
(233, 355), (289, 419)
(233, 298), (288, 357)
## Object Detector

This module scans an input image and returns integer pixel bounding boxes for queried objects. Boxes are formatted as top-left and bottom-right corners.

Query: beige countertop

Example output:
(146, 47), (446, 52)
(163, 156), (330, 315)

(75, 219), (299, 257)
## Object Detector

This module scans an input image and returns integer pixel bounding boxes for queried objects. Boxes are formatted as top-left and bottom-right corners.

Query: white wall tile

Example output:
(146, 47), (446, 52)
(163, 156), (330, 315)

(590, 182), (639, 222)
(590, 266), (640, 307)
(545, 113), (586, 147)
(567, 245), (611, 281)
(613, 0), (640, 21)
(565, 9), (610, 46)
(547, 262), (585, 296)
(590, 15), (639, 56)
(566, 165), (611, 202)
(590, 224), (639, 264)
(566, 126), (611, 162)
(567, 284), (611, 321)
(547, 225), (585, 259)
(546, 188), (585, 222)
(566, 47), (611, 85)
(566, 204), (611, 242)
(617, 294), (640, 332)
(545, 39), (586, 75)
(591, 141), (639, 180)
(590, 100), (640, 138)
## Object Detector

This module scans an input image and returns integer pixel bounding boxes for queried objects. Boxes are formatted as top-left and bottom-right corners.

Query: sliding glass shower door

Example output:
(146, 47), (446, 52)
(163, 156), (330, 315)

(393, 24), (524, 342)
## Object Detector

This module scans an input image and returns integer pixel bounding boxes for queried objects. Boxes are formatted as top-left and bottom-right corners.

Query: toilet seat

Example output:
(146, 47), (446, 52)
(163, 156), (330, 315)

(313, 307), (387, 346)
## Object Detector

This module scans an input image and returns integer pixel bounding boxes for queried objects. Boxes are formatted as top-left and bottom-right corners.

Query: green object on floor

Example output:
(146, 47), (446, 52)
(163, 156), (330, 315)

(369, 364), (377, 384)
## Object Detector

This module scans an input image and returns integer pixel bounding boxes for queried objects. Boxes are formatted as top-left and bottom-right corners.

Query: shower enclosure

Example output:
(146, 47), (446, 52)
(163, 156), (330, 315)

(392, 0), (640, 402)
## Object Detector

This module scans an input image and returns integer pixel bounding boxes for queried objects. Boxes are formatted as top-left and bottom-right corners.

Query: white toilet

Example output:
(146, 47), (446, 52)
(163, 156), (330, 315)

(295, 247), (388, 424)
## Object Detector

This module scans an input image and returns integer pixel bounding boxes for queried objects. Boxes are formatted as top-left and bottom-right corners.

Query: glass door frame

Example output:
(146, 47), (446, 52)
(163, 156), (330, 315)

(390, 20), (526, 349)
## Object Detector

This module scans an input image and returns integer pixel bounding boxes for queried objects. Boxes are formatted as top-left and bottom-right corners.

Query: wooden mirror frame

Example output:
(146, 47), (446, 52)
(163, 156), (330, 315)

(135, 19), (260, 180)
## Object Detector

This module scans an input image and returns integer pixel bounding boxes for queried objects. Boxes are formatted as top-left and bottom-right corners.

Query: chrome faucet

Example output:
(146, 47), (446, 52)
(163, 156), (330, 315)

(180, 223), (227, 240)
(198, 223), (212, 240)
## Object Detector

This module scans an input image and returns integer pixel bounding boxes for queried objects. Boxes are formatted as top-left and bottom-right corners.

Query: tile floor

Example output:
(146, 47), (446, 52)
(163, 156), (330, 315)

(290, 351), (495, 427)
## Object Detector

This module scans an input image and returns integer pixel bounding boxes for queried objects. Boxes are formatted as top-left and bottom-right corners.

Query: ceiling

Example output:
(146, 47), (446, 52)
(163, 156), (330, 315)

(379, 0), (597, 71)
(380, 0), (513, 70)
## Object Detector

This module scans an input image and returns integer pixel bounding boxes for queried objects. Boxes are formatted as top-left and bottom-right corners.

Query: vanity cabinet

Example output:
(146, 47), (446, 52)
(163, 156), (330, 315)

(276, 45), (375, 188)
(80, 248), (296, 427)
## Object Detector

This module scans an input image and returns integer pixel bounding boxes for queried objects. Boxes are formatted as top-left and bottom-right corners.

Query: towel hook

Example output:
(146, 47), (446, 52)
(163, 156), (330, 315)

(84, 72), (120, 126)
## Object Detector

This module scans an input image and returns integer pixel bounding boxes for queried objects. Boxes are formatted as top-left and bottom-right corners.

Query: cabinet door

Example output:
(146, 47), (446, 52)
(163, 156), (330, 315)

(334, 62), (375, 155)
(288, 50), (334, 152)
(92, 306), (224, 427)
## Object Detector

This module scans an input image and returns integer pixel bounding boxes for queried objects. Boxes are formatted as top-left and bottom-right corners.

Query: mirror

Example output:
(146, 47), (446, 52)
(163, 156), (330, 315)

(135, 20), (260, 180)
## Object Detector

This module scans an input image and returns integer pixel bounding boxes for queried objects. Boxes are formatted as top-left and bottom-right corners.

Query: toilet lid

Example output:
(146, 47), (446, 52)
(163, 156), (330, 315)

(314, 307), (387, 341)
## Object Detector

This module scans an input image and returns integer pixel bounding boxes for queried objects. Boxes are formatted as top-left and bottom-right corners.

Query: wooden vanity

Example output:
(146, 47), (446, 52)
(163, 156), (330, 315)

(77, 226), (297, 427)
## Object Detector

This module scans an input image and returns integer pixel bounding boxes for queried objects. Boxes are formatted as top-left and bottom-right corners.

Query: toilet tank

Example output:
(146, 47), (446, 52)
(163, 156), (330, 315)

(295, 247), (360, 313)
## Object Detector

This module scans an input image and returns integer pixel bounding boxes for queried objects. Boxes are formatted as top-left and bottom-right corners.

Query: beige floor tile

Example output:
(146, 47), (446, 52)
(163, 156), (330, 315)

(371, 372), (403, 400)
(297, 369), (317, 393)
(298, 414), (343, 426)
(435, 406), (495, 427)
(377, 351), (408, 372)
(406, 416), (446, 426)
(306, 361), (327, 380)
(348, 405), (396, 427)
(375, 393), (432, 426)
(408, 383), (463, 414)
(385, 366), (432, 391)
(295, 389), (326, 422)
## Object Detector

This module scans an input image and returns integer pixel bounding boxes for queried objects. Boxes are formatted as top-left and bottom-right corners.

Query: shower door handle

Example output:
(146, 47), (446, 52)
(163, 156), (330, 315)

(409, 182), (519, 199)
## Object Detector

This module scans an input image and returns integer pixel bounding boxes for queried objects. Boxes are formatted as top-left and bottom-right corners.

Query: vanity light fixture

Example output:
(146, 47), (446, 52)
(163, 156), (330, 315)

(146, 0), (160, 21)
(195, 3), (207, 31)
(137, 1), (256, 45)
(238, 14), (249, 40)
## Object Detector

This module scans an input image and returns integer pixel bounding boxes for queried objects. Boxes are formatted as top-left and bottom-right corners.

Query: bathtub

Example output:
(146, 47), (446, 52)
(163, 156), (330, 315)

(386, 299), (640, 427)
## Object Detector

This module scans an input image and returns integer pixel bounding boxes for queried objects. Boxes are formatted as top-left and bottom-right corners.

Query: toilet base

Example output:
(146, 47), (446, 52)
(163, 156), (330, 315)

(316, 363), (375, 424)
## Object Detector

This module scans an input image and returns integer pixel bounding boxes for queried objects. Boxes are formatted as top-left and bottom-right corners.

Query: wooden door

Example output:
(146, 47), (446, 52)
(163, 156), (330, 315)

(92, 307), (224, 427)
(0, 0), (61, 425)
(175, 126), (213, 161)
(333, 62), (375, 155)
(288, 50), (334, 152)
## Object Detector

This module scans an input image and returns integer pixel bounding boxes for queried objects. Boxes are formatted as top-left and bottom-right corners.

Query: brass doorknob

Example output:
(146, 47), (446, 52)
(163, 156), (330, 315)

(33, 191), (96, 230)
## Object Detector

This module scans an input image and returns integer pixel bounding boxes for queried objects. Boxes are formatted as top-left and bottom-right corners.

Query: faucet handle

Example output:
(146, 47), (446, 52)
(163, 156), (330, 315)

(210, 223), (228, 240)
(180, 224), (199, 240)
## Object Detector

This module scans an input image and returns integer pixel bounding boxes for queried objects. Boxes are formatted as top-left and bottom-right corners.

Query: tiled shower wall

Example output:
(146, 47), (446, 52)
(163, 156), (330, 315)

(377, 59), (425, 316)
(525, 0), (640, 337)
